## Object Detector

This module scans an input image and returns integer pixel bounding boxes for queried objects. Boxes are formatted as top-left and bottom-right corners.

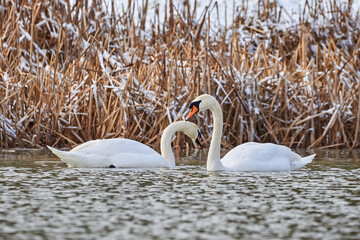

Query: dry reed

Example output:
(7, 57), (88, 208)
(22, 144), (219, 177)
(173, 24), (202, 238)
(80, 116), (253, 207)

(0, 0), (359, 149)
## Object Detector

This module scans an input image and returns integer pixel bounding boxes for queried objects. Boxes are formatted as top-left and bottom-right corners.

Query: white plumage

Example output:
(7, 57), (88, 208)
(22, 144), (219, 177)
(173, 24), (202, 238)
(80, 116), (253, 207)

(186, 94), (316, 171)
(48, 121), (200, 168)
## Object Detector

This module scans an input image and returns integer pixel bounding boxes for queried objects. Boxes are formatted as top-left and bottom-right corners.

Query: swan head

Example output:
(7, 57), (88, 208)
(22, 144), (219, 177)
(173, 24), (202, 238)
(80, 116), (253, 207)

(186, 94), (217, 120)
(181, 121), (203, 149)
(162, 121), (202, 149)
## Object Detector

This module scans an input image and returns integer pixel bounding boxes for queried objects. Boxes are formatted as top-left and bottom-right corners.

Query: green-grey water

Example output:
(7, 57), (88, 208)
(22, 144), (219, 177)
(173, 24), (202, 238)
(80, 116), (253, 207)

(0, 149), (359, 240)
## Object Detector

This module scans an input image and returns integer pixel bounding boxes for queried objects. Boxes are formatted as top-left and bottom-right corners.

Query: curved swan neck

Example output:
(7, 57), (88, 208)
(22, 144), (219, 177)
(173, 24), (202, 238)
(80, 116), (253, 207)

(160, 123), (181, 168)
(207, 100), (226, 171)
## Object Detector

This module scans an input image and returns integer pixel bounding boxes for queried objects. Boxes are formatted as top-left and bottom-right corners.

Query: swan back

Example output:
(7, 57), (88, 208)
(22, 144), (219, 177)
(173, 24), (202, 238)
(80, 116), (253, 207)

(70, 138), (155, 155)
(221, 142), (314, 171)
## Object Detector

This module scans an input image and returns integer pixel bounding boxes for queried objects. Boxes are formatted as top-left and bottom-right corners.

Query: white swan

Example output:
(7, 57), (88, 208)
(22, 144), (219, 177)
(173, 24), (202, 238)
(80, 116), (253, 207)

(47, 121), (202, 168)
(186, 94), (316, 171)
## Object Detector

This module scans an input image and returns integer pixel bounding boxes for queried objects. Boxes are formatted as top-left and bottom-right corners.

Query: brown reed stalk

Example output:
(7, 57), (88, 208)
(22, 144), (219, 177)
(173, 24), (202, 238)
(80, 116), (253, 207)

(0, 0), (359, 149)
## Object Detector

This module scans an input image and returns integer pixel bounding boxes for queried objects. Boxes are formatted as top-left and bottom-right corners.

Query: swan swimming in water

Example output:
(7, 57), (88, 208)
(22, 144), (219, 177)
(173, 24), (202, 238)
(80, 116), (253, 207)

(186, 94), (316, 171)
(48, 121), (202, 168)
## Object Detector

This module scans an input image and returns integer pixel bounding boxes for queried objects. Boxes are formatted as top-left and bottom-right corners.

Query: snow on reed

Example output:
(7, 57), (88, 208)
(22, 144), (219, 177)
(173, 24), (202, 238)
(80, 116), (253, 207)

(0, 0), (359, 149)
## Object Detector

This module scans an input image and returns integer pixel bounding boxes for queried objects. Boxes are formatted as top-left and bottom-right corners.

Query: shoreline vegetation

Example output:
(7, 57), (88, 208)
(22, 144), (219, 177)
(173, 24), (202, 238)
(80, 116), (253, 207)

(0, 0), (359, 149)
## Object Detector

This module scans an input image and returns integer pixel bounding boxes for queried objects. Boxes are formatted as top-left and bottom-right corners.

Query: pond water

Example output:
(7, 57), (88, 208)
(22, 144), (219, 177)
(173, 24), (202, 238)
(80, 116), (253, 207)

(0, 148), (359, 240)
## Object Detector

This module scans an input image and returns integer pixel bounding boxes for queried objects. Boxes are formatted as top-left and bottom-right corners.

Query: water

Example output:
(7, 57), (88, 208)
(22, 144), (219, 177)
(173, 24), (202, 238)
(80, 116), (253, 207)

(0, 149), (359, 240)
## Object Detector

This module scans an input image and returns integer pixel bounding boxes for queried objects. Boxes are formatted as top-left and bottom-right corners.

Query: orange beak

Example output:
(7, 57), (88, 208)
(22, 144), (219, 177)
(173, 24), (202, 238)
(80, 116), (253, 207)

(195, 129), (202, 149)
(186, 106), (199, 120)
(196, 136), (202, 149)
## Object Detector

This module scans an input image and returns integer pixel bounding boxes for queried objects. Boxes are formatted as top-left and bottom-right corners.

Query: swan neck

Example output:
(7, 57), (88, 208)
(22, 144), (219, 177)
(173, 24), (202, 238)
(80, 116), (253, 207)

(207, 102), (226, 171)
(160, 125), (176, 168)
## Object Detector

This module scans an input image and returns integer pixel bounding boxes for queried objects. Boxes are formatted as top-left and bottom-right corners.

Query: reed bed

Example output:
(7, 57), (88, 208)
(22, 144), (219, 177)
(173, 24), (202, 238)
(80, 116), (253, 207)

(0, 0), (359, 149)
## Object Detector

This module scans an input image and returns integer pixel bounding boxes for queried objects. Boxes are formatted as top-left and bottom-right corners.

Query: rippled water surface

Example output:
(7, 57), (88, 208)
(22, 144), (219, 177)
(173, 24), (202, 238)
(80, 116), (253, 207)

(0, 149), (360, 240)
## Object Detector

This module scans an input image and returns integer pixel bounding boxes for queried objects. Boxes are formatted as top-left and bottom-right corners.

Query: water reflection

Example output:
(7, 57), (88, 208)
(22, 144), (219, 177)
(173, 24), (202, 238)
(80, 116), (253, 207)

(0, 148), (359, 239)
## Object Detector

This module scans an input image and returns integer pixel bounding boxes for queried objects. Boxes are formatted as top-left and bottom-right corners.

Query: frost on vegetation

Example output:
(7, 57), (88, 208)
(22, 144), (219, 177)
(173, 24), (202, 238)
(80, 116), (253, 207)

(0, 114), (16, 139)
(1, 0), (359, 147)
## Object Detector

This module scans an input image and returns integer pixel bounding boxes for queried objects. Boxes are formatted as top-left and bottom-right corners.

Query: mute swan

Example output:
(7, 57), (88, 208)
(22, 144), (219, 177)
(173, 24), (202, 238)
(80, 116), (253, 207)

(186, 94), (316, 171)
(48, 121), (202, 168)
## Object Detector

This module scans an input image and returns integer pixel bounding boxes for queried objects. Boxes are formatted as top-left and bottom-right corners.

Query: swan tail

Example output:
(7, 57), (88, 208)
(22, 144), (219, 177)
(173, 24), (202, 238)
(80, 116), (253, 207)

(47, 146), (77, 167)
(292, 154), (316, 170)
